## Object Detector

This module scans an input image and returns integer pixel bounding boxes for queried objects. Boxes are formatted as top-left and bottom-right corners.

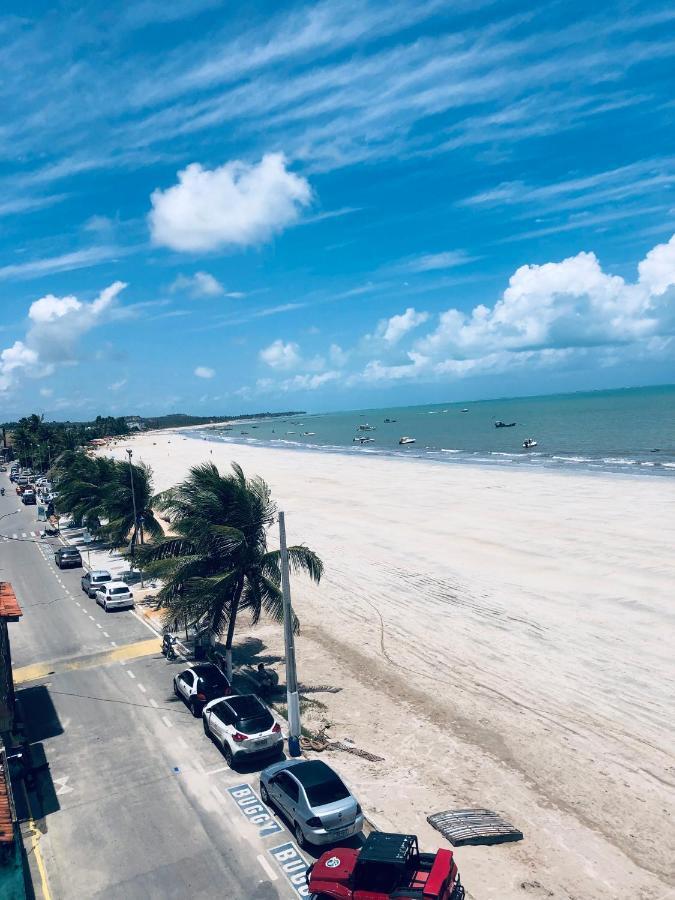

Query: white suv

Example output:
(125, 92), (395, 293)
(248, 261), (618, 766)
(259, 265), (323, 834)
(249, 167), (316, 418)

(202, 693), (283, 767)
(95, 581), (134, 611)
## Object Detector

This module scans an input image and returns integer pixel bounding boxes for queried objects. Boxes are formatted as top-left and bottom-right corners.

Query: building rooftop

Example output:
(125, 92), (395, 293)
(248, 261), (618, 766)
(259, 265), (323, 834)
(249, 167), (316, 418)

(0, 584), (22, 621)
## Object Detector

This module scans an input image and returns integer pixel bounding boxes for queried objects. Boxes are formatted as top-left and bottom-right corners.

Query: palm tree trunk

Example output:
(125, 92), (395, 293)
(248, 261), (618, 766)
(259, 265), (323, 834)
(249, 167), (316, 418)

(221, 581), (243, 681)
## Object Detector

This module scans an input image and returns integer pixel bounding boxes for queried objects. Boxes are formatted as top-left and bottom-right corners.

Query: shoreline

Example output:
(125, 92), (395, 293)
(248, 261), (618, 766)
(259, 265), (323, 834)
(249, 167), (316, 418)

(103, 430), (675, 900)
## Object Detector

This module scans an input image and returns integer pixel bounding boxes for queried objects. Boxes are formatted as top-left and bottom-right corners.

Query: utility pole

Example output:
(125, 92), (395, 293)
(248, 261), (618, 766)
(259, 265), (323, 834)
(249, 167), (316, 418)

(279, 511), (301, 757)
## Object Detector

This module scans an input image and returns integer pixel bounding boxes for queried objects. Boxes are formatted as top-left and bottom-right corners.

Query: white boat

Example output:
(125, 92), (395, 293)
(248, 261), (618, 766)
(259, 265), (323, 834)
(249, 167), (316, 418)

(357, 424), (376, 431)
(399, 436), (416, 445)
(303, 432), (316, 436)
(522, 438), (537, 449)
(460, 408), (469, 413)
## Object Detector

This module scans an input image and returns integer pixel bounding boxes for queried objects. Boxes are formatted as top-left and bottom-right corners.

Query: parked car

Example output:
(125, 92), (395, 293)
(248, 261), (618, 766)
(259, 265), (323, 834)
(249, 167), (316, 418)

(202, 693), (283, 766)
(260, 759), (364, 850)
(173, 663), (231, 717)
(81, 570), (112, 598)
(95, 581), (134, 611)
(21, 490), (36, 505)
(306, 831), (465, 900)
(54, 547), (83, 569)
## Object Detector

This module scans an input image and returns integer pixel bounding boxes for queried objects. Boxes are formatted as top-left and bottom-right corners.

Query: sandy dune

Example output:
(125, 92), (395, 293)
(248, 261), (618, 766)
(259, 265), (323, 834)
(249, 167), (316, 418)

(105, 432), (675, 900)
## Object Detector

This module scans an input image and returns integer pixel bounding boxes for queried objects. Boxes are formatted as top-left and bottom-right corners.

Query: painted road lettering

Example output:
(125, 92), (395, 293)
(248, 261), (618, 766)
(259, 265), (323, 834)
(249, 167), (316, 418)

(268, 842), (310, 897)
(227, 784), (283, 837)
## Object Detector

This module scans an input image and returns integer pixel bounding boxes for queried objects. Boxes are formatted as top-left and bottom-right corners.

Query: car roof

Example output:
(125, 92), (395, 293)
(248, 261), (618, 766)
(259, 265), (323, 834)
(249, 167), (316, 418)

(60, 547), (80, 553)
(286, 760), (343, 790)
(358, 832), (418, 865)
(106, 580), (130, 588)
(192, 663), (225, 678)
(90, 570), (111, 577)
(223, 694), (265, 716)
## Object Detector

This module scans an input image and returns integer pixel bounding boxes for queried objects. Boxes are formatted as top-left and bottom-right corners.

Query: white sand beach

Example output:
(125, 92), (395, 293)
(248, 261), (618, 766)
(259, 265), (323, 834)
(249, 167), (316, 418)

(105, 432), (675, 900)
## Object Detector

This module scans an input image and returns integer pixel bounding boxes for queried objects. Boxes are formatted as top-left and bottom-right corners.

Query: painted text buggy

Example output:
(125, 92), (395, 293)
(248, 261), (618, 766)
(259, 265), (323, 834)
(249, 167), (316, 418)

(306, 831), (465, 899)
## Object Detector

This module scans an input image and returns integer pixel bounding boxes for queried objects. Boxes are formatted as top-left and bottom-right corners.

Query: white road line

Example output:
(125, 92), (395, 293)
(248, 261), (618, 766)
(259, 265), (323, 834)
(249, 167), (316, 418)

(210, 785), (225, 802)
(204, 764), (231, 775)
(161, 716), (173, 728)
(110, 640), (117, 647)
(12, 534), (17, 539)
(96, 623), (102, 629)
(88, 614), (95, 620)
(21, 532), (27, 538)
(75, 602), (81, 607)
(102, 631), (109, 637)
(177, 736), (188, 749)
(126, 670), (136, 679)
(257, 855), (279, 883)
(149, 698), (158, 708)
(137, 684), (146, 694)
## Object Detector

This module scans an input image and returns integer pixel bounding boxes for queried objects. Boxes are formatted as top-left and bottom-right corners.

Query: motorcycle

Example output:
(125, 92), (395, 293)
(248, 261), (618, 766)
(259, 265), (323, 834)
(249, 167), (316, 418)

(0, 488), (4, 496)
(161, 633), (178, 660)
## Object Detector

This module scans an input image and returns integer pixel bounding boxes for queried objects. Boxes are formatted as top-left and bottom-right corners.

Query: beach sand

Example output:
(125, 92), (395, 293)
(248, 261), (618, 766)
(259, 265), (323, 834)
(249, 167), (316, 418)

(105, 432), (675, 900)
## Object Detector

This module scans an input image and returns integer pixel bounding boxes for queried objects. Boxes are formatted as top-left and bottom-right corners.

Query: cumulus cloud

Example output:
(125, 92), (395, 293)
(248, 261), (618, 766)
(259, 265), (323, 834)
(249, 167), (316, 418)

(259, 339), (301, 370)
(171, 271), (225, 297)
(194, 365), (215, 379)
(149, 153), (312, 252)
(376, 307), (429, 344)
(0, 281), (127, 392)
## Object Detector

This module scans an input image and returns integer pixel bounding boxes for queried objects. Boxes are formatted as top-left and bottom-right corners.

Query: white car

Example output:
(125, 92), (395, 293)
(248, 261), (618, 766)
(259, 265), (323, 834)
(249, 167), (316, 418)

(202, 693), (283, 767)
(95, 581), (134, 611)
(173, 664), (232, 717)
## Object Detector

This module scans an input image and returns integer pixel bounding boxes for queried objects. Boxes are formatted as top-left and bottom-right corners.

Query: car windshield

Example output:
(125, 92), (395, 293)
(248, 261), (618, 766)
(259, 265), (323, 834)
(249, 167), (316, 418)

(110, 587), (129, 595)
(62, 550), (79, 556)
(195, 667), (227, 689)
(237, 712), (274, 733)
(93, 574), (111, 583)
(304, 774), (350, 807)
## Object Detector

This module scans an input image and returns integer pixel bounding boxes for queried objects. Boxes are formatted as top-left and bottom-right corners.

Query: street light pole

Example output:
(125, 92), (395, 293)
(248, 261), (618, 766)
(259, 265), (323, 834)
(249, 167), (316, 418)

(279, 511), (301, 757)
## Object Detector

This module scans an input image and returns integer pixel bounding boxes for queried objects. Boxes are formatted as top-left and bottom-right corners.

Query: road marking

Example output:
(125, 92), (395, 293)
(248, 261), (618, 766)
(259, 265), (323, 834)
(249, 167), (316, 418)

(161, 715), (173, 728)
(257, 854), (279, 882)
(211, 785), (225, 802)
(149, 698), (158, 708)
(88, 614), (95, 620)
(177, 736), (188, 749)
(227, 785), (284, 837)
(29, 820), (53, 900)
(13, 637), (160, 684)
(205, 764), (231, 775)
(268, 843), (309, 897)
(126, 670), (136, 679)
(96, 623), (102, 629)
(137, 683), (146, 693)
(102, 631), (109, 637)
(75, 601), (81, 607)
(54, 775), (74, 796)
(12, 533), (17, 539)
(22, 532), (27, 538)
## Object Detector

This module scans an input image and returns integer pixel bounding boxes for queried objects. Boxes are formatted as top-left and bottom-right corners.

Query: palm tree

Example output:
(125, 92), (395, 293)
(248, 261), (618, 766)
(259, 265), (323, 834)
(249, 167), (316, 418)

(52, 450), (117, 530)
(98, 459), (164, 551)
(137, 462), (323, 678)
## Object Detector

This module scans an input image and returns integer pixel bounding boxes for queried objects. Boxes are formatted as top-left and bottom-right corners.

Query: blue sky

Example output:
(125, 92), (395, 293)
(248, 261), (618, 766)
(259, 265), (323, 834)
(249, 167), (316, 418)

(1, 0), (675, 418)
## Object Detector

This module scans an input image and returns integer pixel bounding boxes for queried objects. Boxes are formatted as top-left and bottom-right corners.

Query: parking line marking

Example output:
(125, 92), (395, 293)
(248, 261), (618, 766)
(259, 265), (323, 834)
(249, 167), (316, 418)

(110, 641), (117, 647)
(102, 632), (109, 637)
(127, 670), (136, 679)
(161, 716), (173, 728)
(177, 736), (188, 749)
(149, 698), (158, 708)
(96, 623), (102, 629)
(137, 683), (146, 693)
(12, 534), (17, 539)
(88, 615), (95, 621)
(211, 785), (225, 802)
(75, 602), (81, 607)
(205, 764), (230, 775)
(257, 855), (279, 882)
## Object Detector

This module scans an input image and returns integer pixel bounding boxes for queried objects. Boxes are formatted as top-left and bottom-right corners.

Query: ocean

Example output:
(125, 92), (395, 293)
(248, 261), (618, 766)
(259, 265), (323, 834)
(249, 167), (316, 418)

(191, 385), (675, 478)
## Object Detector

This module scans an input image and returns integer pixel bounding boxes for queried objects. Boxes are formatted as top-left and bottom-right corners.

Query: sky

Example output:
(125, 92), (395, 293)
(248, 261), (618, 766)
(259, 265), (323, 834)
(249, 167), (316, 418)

(1, 0), (675, 419)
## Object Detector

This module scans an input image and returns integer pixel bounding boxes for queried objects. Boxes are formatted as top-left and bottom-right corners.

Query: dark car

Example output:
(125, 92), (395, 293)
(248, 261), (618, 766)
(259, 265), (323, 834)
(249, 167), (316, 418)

(21, 490), (36, 505)
(173, 663), (232, 716)
(55, 547), (83, 569)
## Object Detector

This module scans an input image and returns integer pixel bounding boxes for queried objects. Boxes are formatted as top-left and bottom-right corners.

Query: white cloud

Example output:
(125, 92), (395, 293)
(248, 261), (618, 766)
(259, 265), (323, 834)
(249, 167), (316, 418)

(405, 251), (475, 272)
(170, 271), (226, 297)
(377, 307), (429, 344)
(110, 378), (127, 391)
(149, 153), (312, 252)
(39, 387), (53, 397)
(0, 281), (127, 392)
(259, 339), (301, 370)
(638, 234), (675, 296)
(195, 365), (215, 379)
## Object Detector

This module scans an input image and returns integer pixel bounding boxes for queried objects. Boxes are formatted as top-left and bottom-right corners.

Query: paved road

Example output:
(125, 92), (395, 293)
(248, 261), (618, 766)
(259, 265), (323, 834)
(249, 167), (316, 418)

(0, 486), (304, 899)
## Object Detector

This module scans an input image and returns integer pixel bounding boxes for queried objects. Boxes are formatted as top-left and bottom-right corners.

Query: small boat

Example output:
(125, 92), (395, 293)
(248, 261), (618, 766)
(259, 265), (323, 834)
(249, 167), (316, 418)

(357, 424), (376, 431)
(353, 436), (374, 444)
(495, 421), (516, 428)
(399, 436), (416, 445)
(460, 408), (468, 413)
(240, 431), (249, 435)
(286, 431), (296, 435)
(303, 432), (316, 436)
(383, 418), (397, 423)
(522, 438), (537, 449)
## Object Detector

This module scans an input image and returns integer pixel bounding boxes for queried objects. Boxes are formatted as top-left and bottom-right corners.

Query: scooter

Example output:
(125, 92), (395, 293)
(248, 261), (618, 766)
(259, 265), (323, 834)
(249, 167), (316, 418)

(161, 633), (178, 660)
(0, 488), (4, 496)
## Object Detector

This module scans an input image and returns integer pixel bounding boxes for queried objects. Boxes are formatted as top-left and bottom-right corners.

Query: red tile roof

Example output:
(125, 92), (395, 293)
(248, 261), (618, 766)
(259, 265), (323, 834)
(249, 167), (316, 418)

(0, 755), (13, 844)
(0, 583), (22, 620)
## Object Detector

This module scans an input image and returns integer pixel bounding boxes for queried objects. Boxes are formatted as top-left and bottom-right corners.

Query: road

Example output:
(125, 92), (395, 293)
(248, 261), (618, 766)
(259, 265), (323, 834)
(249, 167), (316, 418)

(0, 485), (305, 900)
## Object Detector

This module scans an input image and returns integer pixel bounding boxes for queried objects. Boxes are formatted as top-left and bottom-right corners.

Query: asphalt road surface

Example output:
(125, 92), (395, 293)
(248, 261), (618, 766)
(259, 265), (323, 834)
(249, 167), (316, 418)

(0, 484), (304, 900)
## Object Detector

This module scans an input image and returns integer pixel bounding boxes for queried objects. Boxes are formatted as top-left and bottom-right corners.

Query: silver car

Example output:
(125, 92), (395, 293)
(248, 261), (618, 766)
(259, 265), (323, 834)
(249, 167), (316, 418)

(95, 581), (134, 611)
(260, 759), (363, 849)
(81, 570), (112, 598)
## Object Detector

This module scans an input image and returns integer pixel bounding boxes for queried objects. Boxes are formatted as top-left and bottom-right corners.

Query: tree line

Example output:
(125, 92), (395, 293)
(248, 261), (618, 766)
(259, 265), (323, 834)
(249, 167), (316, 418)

(4, 413), (130, 468)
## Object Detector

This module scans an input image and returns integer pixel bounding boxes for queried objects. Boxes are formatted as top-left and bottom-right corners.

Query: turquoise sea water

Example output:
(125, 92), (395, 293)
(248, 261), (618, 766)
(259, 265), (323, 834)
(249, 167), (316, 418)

(192, 385), (675, 477)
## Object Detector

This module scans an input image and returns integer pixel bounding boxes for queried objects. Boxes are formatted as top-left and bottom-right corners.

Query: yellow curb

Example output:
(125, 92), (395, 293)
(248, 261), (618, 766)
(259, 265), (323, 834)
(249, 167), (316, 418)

(14, 637), (160, 684)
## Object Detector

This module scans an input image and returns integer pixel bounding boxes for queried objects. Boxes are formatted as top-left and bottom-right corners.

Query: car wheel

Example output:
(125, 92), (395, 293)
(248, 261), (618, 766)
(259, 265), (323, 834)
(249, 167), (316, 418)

(202, 716), (211, 737)
(190, 699), (200, 718)
(294, 821), (309, 850)
(103, 601), (108, 612)
(222, 743), (234, 767)
(260, 783), (270, 805)
(173, 680), (179, 697)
